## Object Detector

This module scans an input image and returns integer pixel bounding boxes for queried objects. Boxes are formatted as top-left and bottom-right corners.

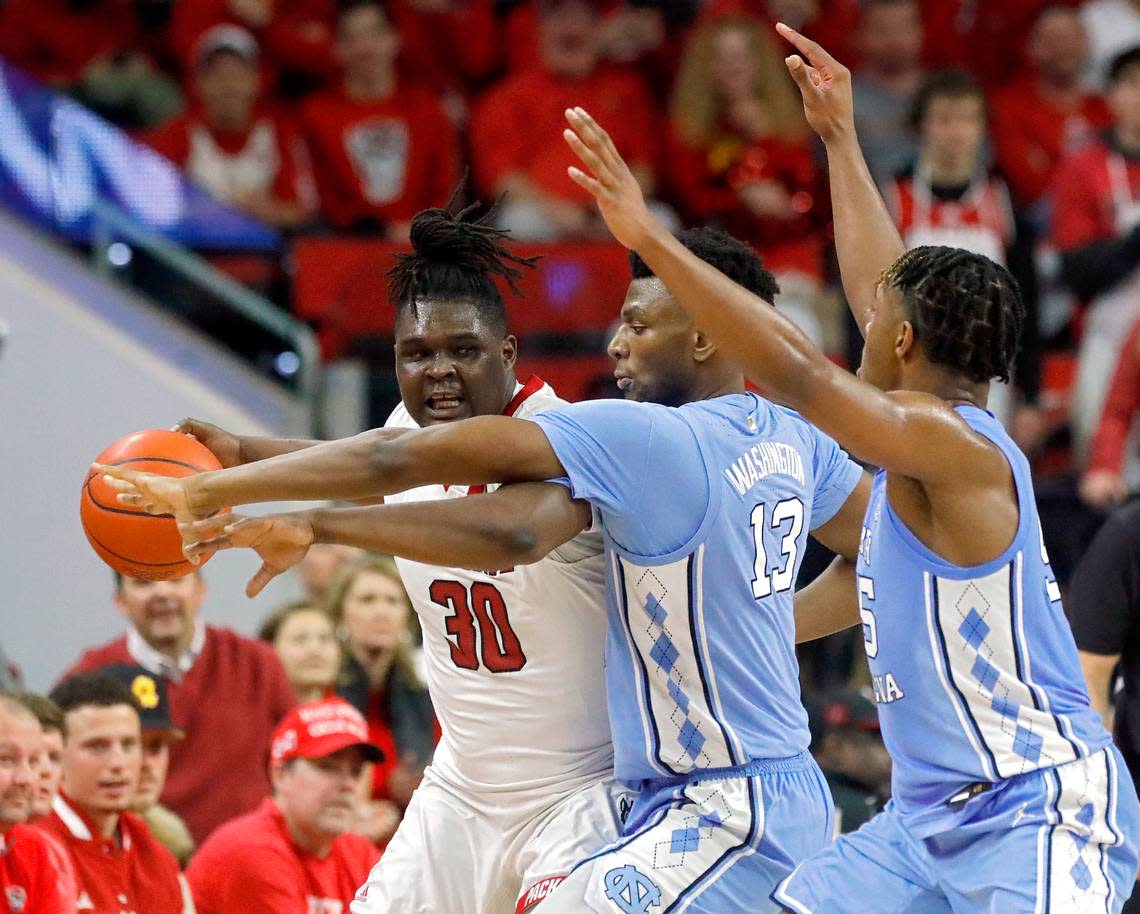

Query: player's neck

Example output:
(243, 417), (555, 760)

(905, 363), (987, 409)
(689, 371), (745, 404)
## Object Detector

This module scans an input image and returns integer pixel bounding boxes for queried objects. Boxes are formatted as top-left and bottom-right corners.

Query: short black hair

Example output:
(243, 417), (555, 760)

(50, 672), (140, 733)
(883, 246), (1024, 384)
(628, 227), (780, 304)
(387, 192), (539, 336)
(908, 69), (985, 131)
(1108, 45), (1140, 86)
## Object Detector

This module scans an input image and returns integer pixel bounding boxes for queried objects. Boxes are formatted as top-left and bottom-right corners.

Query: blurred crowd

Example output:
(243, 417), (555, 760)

(7, 0), (1140, 507)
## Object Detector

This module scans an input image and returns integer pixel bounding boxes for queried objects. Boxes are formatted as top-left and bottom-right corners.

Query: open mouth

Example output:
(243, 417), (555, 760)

(425, 392), (465, 416)
(613, 371), (634, 391)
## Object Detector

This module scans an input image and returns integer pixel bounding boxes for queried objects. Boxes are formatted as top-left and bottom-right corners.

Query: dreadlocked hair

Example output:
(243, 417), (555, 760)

(883, 246), (1024, 384)
(629, 227), (780, 304)
(387, 194), (539, 334)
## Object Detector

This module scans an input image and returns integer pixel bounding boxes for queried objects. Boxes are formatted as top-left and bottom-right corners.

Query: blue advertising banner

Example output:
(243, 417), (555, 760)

(0, 61), (279, 251)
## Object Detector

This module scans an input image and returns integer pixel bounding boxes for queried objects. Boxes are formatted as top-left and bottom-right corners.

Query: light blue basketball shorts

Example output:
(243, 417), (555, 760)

(774, 746), (1140, 914)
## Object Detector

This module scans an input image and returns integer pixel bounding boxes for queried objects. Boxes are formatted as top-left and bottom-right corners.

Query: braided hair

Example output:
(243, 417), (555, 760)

(883, 246), (1024, 384)
(387, 195), (539, 335)
(629, 227), (780, 304)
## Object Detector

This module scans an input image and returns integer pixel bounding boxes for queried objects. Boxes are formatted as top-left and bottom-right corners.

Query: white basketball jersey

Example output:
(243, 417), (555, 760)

(384, 376), (613, 797)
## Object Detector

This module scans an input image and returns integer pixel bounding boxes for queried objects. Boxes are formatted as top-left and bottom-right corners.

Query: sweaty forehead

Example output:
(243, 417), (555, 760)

(396, 298), (499, 343)
(623, 277), (687, 323)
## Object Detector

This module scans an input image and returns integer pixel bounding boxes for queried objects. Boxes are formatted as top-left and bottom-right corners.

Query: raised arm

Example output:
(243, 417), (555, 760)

(774, 23), (905, 333)
(561, 106), (995, 485)
(182, 482), (592, 597)
(99, 416), (566, 520)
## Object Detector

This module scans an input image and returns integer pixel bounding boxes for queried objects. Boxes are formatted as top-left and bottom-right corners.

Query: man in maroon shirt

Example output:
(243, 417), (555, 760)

(186, 697), (382, 914)
(38, 674), (184, 914)
(66, 572), (297, 844)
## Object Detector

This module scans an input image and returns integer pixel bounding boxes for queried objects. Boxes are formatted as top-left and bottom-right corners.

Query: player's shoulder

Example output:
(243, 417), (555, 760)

(511, 378), (569, 418)
(384, 399), (417, 429)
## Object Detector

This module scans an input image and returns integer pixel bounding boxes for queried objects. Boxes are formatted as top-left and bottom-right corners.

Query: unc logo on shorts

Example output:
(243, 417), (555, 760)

(604, 865), (661, 914)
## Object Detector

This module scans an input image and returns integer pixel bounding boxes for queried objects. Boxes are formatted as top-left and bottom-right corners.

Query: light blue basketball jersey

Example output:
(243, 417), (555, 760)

(531, 393), (863, 785)
(857, 404), (1110, 827)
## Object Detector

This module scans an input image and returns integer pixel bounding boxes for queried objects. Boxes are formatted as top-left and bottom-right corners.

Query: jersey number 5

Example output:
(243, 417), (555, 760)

(430, 580), (528, 673)
(751, 498), (805, 599)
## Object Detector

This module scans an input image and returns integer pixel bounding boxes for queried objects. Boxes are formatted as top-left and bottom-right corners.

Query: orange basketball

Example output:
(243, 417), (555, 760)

(81, 429), (227, 581)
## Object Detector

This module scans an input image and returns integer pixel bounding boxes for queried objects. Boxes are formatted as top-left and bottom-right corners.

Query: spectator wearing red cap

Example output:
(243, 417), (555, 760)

(148, 26), (318, 230)
(665, 14), (827, 344)
(66, 572), (297, 845)
(471, 0), (665, 241)
(39, 673), (186, 914)
(991, 4), (1110, 212)
(0, 695), (75, 914)
(186, 698), (381, 914)
(299, 0), (460, 238)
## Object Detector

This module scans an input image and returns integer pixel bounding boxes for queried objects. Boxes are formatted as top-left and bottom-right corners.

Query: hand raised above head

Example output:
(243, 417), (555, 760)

(775, 22), (855, 144)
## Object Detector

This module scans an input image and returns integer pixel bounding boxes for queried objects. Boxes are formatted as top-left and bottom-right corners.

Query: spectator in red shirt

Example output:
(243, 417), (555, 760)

(328, 556), (434, 848)
(472, 0), (667, 241)
(40, 674), (185, 914)
(259, 602), (342, 703)
(66, 572), (297, 844)
(1082, 318), (1140, 508)
(300, 0), (460, 238)
(148, 25), (318, 230)
(170, 0), (338, 93)
(10, 694), (64, 825)
(0, 695), (74, 914)
(0, 0), (183, 129)
(851, 0), (924, 191)
(665, 14), (827, 343)
(1054, 45), (1140, 464)
(991, 4), (1110, 213)
(186, 697), (381, 914)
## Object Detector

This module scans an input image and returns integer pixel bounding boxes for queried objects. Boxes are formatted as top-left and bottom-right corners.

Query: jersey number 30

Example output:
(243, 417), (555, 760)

(430, 580), (528, 673)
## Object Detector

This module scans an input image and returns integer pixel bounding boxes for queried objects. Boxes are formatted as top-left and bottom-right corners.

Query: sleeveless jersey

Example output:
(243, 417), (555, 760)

(532, 393), (863, 784)
(384, 377), (613, 797)
(857, 404), (1110, 825)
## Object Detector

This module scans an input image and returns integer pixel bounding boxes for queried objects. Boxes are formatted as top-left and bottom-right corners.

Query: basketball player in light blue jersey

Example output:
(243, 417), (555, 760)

(100, 226), (874, 913)
(557, 23), (1140, 914)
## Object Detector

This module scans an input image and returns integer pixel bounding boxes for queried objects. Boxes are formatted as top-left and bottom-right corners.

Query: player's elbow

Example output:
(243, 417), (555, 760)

(482, 521), (546, 566)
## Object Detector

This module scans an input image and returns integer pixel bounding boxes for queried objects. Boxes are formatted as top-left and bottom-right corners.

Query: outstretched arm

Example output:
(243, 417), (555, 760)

(99, 416), (566, 519)
(183, 482), (592, 597)
(562, 105), (997, 485)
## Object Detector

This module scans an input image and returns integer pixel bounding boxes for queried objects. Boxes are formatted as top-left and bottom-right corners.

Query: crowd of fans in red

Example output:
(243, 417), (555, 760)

(6, 0), (1140, 502)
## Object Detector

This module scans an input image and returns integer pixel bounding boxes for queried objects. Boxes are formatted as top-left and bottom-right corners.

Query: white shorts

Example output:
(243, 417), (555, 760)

(350, 765), (632, 914)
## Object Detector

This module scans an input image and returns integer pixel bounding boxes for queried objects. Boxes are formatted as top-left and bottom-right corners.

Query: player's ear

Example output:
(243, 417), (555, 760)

(692, 329), (717, 363)
(501, 334), (518, 370)
(895, 320), (916, 362)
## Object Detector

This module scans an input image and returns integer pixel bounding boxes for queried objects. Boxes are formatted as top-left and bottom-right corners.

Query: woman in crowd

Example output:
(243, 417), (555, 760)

(259, 601), (341, 703)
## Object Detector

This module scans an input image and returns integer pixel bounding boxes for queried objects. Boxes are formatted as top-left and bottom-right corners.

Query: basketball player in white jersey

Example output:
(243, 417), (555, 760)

(173, 201), (628, 914)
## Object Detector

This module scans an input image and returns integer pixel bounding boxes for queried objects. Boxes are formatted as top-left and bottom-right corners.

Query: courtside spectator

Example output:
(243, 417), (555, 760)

(1055, 45), (1140, 463)
(300, 0), (459, 237)
(1084, 0), (1140, 88)
(259, 602), (341, 703)
(186, 698), (381, 914)
(851, 0), (924, 190)
(327, 556), (434, 845)
(0, 694), (74, 914)
(1067, 497), (1140, 913)
(66, 572), (296, 844)
(472, 0), (661, 241)
(890, 70), (1043, 439)
(666, 15), (826, 343)
(808, 689), (890, 834)
(170, 0), (337, 92)
(991, 4), (1110, 213)
(0, 0), (182, 129)
(11, 693), (64, 823)
(297, 544), (364, 603)
(1082, 319), (1140, 508)
(149, 26), (318, 230)
(41, 674), (186, 914)
(98, 666), (195, 867)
